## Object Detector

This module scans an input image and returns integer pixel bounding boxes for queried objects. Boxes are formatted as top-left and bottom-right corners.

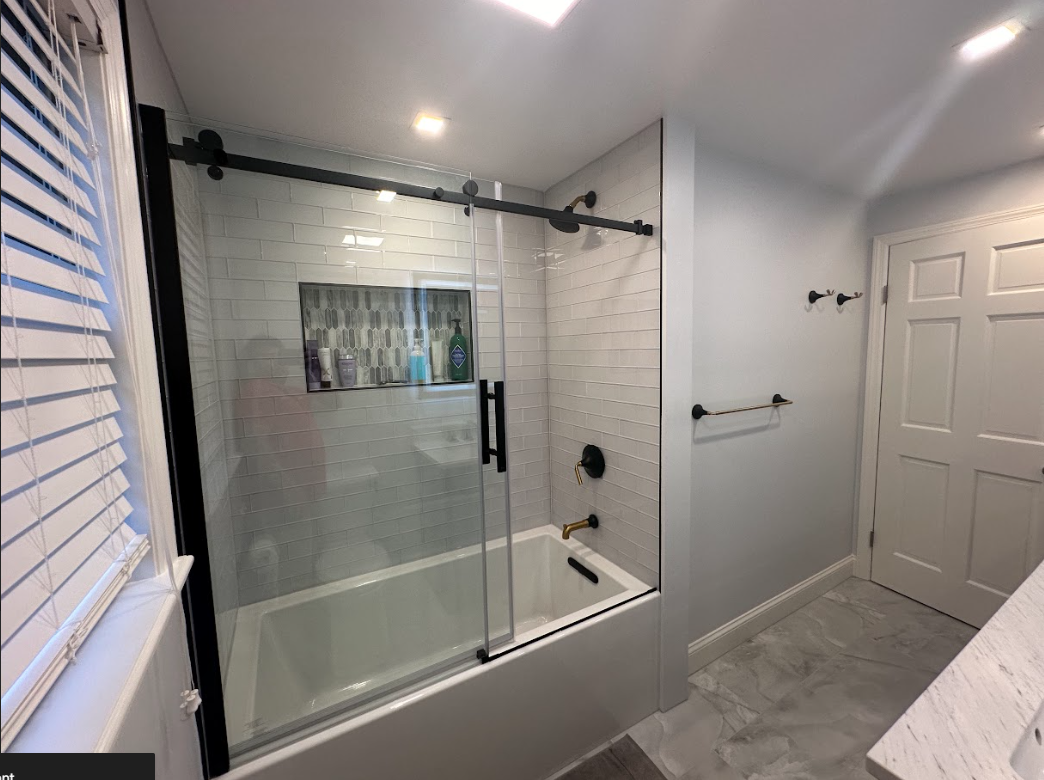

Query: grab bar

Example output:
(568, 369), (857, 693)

(692, 393), (792, 421)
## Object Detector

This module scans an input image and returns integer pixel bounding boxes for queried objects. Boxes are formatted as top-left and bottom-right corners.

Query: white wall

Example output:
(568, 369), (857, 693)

(868, 157), (1044, 236)
(543, 122), (662, 587)
(687, 144), (867, 641)
(124, 0), (186, 112)
(118, 13), (203, 778)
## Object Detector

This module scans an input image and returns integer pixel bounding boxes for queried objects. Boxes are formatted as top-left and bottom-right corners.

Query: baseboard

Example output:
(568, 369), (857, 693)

(687, 556), (856, 675)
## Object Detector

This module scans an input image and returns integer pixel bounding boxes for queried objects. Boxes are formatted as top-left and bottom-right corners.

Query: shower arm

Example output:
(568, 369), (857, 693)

(167, 129), (655, 236)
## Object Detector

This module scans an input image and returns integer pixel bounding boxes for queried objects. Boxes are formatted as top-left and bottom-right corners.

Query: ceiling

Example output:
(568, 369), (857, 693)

(145, 0), (1044, 197)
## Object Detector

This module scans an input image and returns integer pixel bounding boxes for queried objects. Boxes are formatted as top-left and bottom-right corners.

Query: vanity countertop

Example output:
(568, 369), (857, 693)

(866, 562), (1044, 780)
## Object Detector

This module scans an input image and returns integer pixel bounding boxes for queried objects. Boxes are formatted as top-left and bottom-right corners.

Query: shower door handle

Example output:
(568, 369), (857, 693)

(479, 380), (507, 473)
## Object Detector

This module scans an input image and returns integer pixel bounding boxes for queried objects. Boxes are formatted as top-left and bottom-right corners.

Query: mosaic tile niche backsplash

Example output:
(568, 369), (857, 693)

(299, 282), (473, 389)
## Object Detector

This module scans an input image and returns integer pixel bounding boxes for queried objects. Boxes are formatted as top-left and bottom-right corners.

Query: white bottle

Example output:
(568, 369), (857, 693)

(318, 347), (333, 388)
(431, 339), (445, 381)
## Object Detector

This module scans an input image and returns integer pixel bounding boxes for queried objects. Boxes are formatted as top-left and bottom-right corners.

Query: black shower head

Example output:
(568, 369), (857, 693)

(549, 191), (597, 233)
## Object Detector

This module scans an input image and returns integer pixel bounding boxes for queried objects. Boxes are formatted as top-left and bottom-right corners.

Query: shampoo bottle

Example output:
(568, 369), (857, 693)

(409, 339), (427, 383)
(448, 318), (469, 382)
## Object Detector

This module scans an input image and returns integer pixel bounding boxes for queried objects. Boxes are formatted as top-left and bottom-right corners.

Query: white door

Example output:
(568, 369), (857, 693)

(872, 213), (1044, 627)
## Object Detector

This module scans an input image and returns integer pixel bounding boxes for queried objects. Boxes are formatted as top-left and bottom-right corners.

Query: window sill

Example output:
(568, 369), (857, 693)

(9, 556), (194, 753)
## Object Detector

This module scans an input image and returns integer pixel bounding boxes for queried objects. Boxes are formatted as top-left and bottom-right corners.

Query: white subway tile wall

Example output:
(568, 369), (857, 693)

(180, 123), (658, 605)
(542, 121), (661, 586)
(190, 149), (550, 604)
(170, 161), (239, 676)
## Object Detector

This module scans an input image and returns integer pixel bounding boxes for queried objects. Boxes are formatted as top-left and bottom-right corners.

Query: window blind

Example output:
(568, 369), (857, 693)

(0, 0), (148, 748)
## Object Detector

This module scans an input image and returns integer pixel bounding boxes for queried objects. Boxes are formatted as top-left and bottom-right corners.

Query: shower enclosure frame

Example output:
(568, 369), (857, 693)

(138, 103), (231, 776)
(166, 134), (656, 237)
(137, 103), (662, 778)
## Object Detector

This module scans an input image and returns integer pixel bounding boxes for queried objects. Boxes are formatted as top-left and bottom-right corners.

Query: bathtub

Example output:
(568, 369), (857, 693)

(224, 525), (659, 779)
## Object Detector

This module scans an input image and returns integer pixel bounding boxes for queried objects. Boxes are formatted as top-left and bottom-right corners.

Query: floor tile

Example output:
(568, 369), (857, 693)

(676, 753), (745, 780)
(841, 606), (975, 675)
(690, 604), (844, 715)
(686, 675), (760, 734)
(628, 685), (734, 779)
(716, 718), (871, 780)
(716, 654), (936, 779)
(627, 579), (977, 780)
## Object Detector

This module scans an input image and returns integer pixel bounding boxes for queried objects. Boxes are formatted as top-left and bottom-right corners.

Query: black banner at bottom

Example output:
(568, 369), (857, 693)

(0, 752), (155, 780)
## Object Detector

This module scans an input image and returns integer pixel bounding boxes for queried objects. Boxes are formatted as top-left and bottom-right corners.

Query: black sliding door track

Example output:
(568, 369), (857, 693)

(168, 135), (655, 236)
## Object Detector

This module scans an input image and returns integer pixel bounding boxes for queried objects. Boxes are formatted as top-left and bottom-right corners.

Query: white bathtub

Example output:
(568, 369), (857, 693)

(225, 525), (652, 754)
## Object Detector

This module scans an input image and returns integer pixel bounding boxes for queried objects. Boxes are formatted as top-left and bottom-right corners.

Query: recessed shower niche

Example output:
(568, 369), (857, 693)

(299, 281), (474, 391)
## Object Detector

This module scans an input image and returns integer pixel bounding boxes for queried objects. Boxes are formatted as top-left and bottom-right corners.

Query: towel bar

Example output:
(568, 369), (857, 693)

(692, 393), (792, 421)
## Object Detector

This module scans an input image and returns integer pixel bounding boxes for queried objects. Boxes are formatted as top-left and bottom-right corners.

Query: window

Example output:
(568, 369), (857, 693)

(1, 0), (152, 748)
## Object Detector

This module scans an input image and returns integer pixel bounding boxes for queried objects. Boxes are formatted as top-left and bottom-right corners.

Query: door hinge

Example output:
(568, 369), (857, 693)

(881, 285), (888, 304)
(869, 530), (875, 548)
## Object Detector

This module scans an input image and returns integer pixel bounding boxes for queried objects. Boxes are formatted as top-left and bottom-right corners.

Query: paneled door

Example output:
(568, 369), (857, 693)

(872, 213), (1044, 627)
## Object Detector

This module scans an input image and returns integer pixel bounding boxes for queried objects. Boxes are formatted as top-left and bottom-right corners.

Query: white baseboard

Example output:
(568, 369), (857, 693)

(688, 556), (856, 675)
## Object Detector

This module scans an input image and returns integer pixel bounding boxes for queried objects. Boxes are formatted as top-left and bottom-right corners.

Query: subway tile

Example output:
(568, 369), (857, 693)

(290, 182), (354, 210)
(262, 240), (326, 264)
(205, 236), (262, 260)
(264, 281), (300, 300)
(258, 199), (323, 225)
(227, 258), (297, 281)
(221, 173), (291, 202)
(224, 217), (294, 242)
(322, 208), (382, 232)
(207, 279), (266, 301)
(200, 192), (259, 218)
(185, 124), (659, 599)
(231, 299), (300, 321)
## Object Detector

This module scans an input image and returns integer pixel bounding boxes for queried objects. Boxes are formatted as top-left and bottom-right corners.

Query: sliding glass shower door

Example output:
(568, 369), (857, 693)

(148, 111), (513, 759)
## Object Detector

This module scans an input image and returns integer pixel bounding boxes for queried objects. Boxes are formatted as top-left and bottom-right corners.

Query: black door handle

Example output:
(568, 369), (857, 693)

(478, 379), (507, 473)
(479, 379), (491, 466)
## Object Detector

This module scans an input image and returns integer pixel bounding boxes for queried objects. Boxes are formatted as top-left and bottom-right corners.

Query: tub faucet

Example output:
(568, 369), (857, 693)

(562, 514), (599, 539)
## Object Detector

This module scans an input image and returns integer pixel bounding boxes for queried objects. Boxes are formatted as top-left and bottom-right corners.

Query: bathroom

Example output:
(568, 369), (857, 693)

(0, 1), (1041, 779)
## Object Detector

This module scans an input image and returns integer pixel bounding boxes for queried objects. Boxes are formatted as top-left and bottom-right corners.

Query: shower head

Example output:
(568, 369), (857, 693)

(549, 191), (597, 233)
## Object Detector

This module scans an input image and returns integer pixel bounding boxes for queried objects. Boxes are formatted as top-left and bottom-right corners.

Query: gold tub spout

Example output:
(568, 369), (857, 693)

(562, 514), (599, 539)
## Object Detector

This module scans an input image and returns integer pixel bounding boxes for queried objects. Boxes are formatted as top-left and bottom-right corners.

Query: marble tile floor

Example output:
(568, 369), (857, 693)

(627, 577), (977, 780)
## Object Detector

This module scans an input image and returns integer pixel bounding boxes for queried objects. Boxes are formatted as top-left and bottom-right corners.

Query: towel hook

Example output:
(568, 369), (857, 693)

(837, 291), (863, 306)
(808, 289), (835, 304)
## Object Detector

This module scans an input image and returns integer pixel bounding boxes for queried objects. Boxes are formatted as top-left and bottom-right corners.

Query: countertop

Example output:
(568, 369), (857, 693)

(866, 562), (1044, 780)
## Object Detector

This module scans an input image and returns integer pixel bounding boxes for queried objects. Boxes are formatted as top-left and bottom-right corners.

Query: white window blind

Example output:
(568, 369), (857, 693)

(0, 0), (148, 748)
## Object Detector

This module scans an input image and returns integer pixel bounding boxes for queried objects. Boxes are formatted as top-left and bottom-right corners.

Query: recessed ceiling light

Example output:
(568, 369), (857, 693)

(413, 114), (446, 134)
(376, 190), (397, 202)
(490, 0), (581, 27)
(959, 20), (1023, 61)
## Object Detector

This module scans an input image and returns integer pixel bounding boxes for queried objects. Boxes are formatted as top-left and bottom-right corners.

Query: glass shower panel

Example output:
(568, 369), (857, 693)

(164, 119), (512, 756)
(473, 183), (514, 648)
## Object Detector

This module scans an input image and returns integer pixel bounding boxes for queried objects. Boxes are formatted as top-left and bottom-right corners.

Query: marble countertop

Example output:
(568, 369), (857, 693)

(866, 563), (1044, 780)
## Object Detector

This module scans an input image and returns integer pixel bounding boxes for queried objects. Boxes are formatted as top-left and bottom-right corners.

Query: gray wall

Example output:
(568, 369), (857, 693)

(868, 157), (1044, 235)
(687, 144), (868, 641)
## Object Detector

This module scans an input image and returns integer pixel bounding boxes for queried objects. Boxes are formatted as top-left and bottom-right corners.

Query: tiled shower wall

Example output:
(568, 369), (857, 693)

(543, 121), (661, 586)
(187, 132), (549, 604)
(169, 158), (238, 676)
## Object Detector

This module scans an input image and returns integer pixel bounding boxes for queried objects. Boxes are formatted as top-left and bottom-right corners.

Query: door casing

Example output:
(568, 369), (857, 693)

(854, 204), (1044, 580)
